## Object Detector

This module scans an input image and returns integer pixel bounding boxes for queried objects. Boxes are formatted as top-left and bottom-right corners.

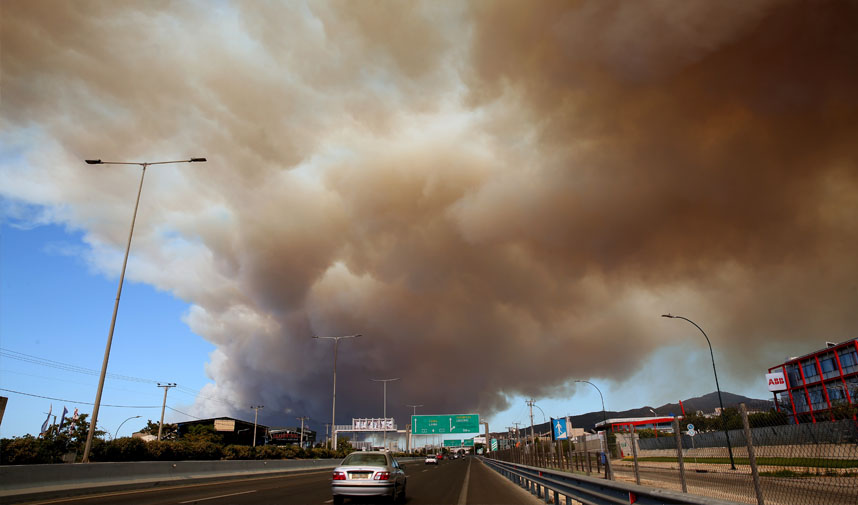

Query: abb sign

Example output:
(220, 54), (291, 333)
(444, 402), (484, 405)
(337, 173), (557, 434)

(766, 372), (787, 392)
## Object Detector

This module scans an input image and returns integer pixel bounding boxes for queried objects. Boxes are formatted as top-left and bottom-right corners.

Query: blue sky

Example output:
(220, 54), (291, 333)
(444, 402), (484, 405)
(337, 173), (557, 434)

(1, 220), (215, 438)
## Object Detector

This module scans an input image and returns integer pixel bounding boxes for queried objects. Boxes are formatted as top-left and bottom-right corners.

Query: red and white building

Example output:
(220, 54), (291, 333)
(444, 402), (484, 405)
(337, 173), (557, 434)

(767, 339), (858, 424)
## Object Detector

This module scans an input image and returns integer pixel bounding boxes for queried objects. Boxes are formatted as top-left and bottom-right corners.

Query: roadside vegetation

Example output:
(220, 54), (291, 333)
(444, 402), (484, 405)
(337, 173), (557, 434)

(0, 417), (364, 465)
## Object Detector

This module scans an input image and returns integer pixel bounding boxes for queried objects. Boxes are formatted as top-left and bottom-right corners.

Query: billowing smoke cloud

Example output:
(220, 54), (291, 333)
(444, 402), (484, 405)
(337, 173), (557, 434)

(2, 0), (857, 428)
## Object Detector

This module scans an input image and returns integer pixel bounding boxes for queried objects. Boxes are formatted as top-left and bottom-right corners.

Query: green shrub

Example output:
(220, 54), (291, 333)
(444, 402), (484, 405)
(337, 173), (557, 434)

(98, 437), (148, 462)
(145, 440), (180, 461)
(183, 440), (223, 460)
(223, 445), (254, 460)
(1, 436), (56, 464)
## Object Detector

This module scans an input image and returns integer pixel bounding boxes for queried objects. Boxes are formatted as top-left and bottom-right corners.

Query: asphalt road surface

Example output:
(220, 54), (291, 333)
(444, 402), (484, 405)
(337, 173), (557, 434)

(17, 457), (545, 505)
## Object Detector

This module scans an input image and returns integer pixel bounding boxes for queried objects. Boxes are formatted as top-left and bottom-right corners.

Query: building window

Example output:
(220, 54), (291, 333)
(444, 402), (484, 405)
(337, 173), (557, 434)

(819, 355), (839, 379)
(793, 393), (809, 413)
(808, 386), (827, 411)
(827, 383), (846, 403)
(786, 364), (803, 386)
(839, 347), (858, 374)
(802, 360), (820, 383)
(846, 377), (858, 403)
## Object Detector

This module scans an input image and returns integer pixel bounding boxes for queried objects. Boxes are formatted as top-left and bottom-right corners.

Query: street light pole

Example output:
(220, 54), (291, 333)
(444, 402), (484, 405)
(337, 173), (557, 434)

(80, 157), (206, 463)
(662, 313), (736, 470)
(370, 378), (400, 450)
(313, 334), (361, 451)
(405, 404), (423, 454)
(114, 415), (141, 440)
(575, 379), (612, 478)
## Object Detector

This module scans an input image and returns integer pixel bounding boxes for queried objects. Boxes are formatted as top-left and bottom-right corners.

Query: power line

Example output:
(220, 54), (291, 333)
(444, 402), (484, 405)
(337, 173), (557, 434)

(0, 387), (160, 408)
(0, 348), (159, 384)
(1, 347), (240, 409)
(166, 406), (202, 420)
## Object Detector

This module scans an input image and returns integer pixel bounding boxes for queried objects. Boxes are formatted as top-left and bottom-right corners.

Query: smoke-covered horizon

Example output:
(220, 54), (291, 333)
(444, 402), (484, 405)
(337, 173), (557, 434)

(2, 0), (857, 430)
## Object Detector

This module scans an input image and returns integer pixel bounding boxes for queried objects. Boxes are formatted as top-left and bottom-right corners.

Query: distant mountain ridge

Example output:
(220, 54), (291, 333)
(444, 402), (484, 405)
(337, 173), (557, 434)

(499, 391), (774, 436)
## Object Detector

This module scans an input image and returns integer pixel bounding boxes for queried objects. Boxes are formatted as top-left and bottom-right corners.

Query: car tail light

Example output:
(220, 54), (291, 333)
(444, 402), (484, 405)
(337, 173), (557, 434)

(332, 471), (346, 480)
(374, 471), (391, 480)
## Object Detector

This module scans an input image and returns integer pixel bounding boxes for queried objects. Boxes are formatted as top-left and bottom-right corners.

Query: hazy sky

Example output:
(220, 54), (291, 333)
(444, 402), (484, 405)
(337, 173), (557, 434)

(2, 0), (856, 439)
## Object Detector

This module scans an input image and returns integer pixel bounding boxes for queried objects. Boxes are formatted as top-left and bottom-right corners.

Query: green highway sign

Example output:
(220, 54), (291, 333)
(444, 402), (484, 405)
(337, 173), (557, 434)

(464, 438), (474, 447)
(443, 439), (461, 447)
(411, 414), (480, 434)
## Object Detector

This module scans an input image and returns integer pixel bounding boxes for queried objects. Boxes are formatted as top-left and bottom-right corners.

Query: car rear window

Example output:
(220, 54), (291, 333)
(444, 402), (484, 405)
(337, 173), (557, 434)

(342, 453), (388, 466)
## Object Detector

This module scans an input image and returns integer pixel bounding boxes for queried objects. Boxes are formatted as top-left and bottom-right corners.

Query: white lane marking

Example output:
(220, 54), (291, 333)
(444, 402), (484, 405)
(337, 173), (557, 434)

(324, 500), (333, 504)
(457, 458), (471, 505)
(178, 489), (256, 503)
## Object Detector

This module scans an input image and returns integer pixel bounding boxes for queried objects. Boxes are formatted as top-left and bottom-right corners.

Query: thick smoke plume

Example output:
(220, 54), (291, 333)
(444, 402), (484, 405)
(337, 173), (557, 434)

(2, 0), (857, 428)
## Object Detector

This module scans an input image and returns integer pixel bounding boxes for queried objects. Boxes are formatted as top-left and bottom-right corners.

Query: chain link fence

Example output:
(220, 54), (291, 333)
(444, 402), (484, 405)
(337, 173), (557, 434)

(489, 403), (858, 505)
(622, 403), (858, 504)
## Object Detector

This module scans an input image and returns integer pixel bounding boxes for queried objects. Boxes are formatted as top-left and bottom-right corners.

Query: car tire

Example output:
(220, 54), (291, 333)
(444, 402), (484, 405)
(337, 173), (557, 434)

(398, 482), (407, 503)
(333, 495), (344, 505)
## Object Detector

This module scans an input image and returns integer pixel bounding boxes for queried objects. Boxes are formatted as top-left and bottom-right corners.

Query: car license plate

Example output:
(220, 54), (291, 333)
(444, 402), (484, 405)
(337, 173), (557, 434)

(350, 472), (371, 479)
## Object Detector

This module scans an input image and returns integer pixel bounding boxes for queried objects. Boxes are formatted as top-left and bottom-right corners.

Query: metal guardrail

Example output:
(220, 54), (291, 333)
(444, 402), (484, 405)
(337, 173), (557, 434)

(481, 457), (745, 505)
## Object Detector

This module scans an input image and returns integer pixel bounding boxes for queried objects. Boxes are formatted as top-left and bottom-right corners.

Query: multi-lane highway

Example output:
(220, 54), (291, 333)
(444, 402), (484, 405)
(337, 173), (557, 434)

(16, 457), (545, 505)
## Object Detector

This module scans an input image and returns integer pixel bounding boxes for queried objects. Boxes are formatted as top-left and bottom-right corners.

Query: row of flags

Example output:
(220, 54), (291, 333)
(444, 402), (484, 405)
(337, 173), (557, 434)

(39, 404), (79, 437)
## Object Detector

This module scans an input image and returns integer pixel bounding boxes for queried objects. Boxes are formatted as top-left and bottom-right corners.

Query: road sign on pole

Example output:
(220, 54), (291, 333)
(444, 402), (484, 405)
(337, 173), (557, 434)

(411, 414), (480, 434)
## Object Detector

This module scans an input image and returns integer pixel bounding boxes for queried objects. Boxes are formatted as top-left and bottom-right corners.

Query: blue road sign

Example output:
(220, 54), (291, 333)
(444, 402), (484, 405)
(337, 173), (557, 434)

(552, 417), (569, 440)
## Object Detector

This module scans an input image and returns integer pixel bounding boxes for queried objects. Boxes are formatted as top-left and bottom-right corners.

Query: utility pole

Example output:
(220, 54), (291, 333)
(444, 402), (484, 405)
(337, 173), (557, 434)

(297, 417), (309, 448)
(527, 399), (535, 449)
(157, 383), (176, 441)
(251, 405), (264, 447)
(513, 422), (521, 446)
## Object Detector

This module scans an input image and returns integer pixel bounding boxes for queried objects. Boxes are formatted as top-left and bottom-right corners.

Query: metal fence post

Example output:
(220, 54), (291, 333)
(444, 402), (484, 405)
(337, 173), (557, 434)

(567, 437), (575, 472)
(673, 417), (687, 493)
(604, 430), (613, 480)
(741, 403), (765, 505)
(631, 425), (641, 485)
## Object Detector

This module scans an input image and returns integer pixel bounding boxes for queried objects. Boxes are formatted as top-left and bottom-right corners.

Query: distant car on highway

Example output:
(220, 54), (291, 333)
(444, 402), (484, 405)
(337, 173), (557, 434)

(425, 455), (438, 464)
(330, 451), (406, 504)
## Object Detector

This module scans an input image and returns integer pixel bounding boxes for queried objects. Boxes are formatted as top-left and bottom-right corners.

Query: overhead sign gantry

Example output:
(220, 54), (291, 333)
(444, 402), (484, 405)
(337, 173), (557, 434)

(411, 414), (480, 434)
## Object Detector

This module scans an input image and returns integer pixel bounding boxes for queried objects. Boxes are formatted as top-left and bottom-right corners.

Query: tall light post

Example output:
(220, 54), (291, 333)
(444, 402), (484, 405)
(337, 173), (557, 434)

(405, 404), (422, 453)
(575, 379), (612, 478)
(370, 378), (400, 450)
(662, 313), (736, 470)
(313, 334), (361, 450)
(80, 157), (206, 462)
(114, 415), (141, 440)
(251, 405), (264, 447)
